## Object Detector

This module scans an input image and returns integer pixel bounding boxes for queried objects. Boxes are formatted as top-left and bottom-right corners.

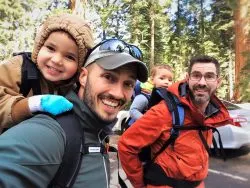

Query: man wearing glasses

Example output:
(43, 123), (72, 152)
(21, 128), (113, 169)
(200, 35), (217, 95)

(0, 39), (148, 187)
(118, 55), (233, 188)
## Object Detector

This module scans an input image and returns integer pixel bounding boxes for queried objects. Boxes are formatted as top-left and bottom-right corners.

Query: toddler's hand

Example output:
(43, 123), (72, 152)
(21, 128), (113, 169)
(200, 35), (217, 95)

(28, 95), (73, 115)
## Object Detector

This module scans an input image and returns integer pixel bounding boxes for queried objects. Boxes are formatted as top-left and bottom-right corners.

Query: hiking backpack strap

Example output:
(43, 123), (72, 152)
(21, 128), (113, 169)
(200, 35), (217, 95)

(150, 88), (185, 160)
(48, 111), (84, 188)
(153, 88), (225, 160)
(15, 52), (41, 97)
(1, 53), (42, 134)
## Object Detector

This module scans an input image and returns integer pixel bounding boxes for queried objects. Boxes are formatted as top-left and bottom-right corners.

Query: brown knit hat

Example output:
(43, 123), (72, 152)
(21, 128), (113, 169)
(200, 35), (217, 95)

(32, 13), (94, 68)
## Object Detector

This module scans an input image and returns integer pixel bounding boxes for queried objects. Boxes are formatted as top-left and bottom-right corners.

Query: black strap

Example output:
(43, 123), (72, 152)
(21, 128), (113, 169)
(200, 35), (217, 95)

(177, 125), (226, 160)
(17, 52), (41, 97)
(1, 53), (41, 134)
(210, 127), (226, 160)
(144, 163), (201, 188)
(198, 130), (212, 155)
(150, 88), (184, 161)
(48, 111), (84, 188)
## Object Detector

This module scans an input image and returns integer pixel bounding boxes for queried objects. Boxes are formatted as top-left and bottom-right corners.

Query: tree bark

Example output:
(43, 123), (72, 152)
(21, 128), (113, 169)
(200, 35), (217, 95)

(234, 0), (250, 101)
(149, 1), (155, 71)
(70, 0), (86, 18)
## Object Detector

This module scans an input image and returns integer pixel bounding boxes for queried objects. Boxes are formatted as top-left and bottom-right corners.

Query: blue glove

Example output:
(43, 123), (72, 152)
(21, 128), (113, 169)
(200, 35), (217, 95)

(28, 95), (73, 115)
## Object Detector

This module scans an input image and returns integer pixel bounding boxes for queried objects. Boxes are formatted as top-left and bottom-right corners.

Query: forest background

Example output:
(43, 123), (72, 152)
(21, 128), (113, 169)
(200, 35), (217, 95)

(0, 0), (250, 102)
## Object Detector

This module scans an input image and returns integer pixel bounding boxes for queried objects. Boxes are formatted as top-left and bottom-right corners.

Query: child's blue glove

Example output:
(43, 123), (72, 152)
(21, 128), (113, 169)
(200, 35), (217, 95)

(28, 95), (73, 116)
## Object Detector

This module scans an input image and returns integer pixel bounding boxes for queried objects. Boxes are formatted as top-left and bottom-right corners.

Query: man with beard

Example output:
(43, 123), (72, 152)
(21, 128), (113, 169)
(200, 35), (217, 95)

(118, 55), (233, 188)
(0, 39), (148, 188)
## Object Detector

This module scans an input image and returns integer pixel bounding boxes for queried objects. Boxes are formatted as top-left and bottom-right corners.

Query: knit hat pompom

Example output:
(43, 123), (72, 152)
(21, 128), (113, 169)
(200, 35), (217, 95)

(32, 13), (94, 68)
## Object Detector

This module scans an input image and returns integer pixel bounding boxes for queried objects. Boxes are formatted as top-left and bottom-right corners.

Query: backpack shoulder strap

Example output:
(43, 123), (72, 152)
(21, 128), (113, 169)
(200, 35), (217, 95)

(149, 87), (184, 126)
(131, 80), (141, 101)
(151, 88), (185, 160)
(16, 52), (41, 97)
(48, 111), (84, 188)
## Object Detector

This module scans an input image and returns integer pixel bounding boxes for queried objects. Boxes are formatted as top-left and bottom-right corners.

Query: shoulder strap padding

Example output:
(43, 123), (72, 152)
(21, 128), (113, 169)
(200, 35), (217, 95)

(48, 111), (84, 188)
(150, 88), (185, 160)
(149, 88), (184, 126)
(16, 52), (41, 97)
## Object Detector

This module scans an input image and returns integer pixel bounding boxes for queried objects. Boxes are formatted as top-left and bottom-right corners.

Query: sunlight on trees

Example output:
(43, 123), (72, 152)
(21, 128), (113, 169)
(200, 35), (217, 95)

(0, 0), (249, 101)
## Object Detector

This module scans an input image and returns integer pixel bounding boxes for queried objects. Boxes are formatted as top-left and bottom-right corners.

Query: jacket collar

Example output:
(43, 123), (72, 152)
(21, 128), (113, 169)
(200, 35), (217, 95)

(167, 80), (232, 125)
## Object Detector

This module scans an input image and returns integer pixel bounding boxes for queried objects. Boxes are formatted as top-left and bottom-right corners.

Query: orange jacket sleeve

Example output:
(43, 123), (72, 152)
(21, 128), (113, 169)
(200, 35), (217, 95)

(118, 101), (172, 188)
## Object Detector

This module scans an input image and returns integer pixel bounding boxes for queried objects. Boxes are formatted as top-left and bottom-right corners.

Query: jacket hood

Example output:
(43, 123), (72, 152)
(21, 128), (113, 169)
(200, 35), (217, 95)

(31, 13), (94, 94)
(32, 13), (94, 67)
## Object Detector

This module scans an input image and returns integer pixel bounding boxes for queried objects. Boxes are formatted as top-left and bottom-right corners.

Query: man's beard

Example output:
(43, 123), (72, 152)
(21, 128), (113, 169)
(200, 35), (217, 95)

(193, 94), (210, 105)
(82, 78), (108, 122)
(82, 78), (124, 123)
(190, 85), (211, 105)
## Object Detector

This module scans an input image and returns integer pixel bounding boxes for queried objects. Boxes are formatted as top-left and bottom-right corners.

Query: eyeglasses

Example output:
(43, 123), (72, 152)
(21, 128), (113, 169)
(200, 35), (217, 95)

(189, 72), (218, 82)
(88, 38), (143, 61)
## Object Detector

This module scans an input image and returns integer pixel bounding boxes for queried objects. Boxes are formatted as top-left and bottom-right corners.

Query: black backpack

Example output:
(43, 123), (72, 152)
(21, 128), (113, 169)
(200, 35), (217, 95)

(48, 111), (84, 187)
(13, 52), (42, 97)
(138, 87), (185, 163)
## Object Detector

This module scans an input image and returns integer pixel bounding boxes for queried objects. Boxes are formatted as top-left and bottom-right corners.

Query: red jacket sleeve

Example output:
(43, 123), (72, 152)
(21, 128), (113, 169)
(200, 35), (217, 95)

(118, 101), (172, 188)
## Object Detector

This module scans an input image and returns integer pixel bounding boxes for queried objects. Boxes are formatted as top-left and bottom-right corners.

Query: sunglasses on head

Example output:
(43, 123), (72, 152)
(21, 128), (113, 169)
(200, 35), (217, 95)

(87, 38), (143, 61)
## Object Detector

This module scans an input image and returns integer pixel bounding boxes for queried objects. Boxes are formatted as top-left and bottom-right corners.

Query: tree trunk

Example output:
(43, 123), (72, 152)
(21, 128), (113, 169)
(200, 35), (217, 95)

(234, 0), (250, 101)
(69, 0), (86, 18)
(228, 51), (234, 100)
(200, 0), (204, 53)
(149, 2), (155, 71)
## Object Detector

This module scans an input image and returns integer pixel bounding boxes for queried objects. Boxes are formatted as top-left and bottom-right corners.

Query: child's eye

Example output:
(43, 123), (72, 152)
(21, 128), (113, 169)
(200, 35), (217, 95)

(46, 45), (55, 52)
(66, 55), (77, 62)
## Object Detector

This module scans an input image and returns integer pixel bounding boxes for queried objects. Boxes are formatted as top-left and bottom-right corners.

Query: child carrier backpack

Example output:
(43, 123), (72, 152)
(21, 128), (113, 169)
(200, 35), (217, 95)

(1, 52), (40, 134)
(138, 87), (185, 162)
(141, 87), (226, 186)
(12, 52), (42, 97)
(139, 87), (226, 163)
(119, 87), (226, 188)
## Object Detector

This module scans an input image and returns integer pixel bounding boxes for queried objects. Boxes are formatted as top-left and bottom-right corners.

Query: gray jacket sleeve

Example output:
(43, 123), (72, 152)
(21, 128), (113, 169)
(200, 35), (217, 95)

(0, 114), (66, 188)
(129, 94), (149, 120)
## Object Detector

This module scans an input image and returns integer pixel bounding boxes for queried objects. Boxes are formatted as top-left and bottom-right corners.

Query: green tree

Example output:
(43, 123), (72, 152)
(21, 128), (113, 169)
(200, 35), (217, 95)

(123, 0), (171, 72)
(0, 0), (35, 60)
(0, 0), (70, 61)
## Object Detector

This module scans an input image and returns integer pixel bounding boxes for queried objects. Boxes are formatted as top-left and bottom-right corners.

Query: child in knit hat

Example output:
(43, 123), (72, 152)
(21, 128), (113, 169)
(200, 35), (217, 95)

(128, 64), (173, 126)
(0, 13), (94, 130)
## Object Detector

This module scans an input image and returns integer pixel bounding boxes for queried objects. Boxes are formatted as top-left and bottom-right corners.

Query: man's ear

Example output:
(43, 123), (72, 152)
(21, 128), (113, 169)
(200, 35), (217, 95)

(79, 67), (88, 87)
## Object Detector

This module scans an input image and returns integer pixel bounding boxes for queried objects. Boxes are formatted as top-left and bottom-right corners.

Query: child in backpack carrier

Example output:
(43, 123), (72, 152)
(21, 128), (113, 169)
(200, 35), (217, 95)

(127, 64), (174, 126)
(0, 13), (93, 131)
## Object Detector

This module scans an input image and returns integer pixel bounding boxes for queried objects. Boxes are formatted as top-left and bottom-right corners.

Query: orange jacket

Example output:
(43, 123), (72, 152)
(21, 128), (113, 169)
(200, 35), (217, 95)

(118, 80), (233, 188)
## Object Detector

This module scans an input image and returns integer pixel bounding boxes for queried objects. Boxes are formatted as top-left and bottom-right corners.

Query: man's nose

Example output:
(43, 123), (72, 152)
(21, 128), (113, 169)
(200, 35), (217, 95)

(110, 84), (124, 98)
(198, 76), (207, 85)
(165, 80), (170, 84)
